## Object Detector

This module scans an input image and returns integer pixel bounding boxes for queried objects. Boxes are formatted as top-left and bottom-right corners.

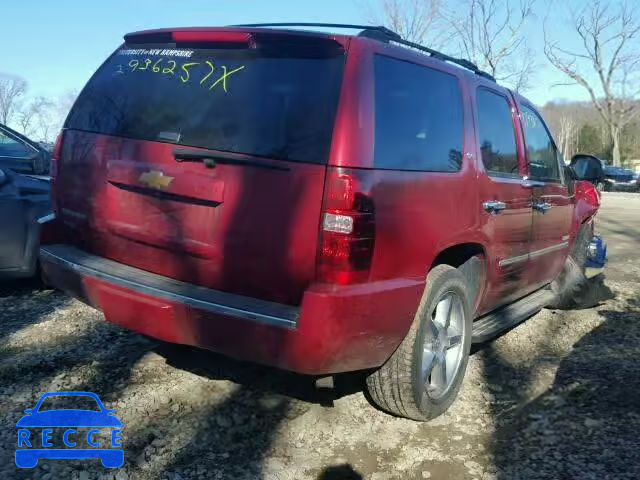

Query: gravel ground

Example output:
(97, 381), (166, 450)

(1, 193), (638, 480)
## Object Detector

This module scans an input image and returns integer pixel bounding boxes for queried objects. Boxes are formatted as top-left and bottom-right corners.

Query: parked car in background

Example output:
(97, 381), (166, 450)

(0, 168), (51, 278)
(603, 165), (637, 192)
(0, 123), (51, 175)
(41, 23), (602, 422)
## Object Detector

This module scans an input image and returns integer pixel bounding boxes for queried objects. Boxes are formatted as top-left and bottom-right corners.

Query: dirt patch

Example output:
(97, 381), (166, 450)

(1, 197), (639, 479)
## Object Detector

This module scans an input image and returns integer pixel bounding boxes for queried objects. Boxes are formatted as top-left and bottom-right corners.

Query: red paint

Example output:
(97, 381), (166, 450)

(171, 30), (251, 45)
(42, 28), (599, 375)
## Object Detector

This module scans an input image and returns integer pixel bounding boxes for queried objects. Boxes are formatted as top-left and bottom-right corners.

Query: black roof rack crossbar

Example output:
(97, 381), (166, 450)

(387, 37), (495, 81)
(233, 23), (495, 81)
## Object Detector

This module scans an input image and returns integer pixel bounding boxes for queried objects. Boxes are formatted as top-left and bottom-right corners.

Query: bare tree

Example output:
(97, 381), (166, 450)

(544, 1), (640, 166)
(17, 106), (36, 137)
(362, 0), (448, 46)
(446, 0), (537, 90)
(0, 74), (27, 125)
(31, 97), (56, 143)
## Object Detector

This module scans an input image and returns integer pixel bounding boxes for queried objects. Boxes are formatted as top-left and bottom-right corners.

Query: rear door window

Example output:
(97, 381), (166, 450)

(66, 44), (345, 164)
(476, 89), (519, 178)
(520, 105), (562, 183)
(373, 56), (464, 171)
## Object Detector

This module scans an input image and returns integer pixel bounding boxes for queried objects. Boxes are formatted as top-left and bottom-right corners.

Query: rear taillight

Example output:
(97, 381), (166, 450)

(317, 168), (375, 284)
(51, 131), (64, 180)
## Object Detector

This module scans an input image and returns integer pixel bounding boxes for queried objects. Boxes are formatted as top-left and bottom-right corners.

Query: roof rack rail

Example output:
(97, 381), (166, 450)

(389, 36), (496, 82)
(233, 22), (495, 82)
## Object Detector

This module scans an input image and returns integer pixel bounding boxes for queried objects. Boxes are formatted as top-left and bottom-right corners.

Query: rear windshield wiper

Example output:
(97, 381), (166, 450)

(173, 148), (290, 171)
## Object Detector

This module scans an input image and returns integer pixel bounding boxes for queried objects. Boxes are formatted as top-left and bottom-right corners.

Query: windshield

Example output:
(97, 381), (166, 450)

(65, 44), (345, 164)
(37, 395), (101, 412)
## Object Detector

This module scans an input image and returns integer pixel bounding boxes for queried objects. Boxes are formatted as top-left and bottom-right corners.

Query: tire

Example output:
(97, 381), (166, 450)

(365, 265), (473, 421)
(548, 223), (593, 309)
(596, 182), (604, 192)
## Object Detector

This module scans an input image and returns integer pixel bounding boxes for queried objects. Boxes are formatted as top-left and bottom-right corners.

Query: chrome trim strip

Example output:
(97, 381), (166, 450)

(37, 213), (56, 224)
(529, 242), (569, 259)
(499, 253), (529, 267)
(499, 242), (569, 267)
(61, 208), (87, 220)
(40, 248), (298, 330)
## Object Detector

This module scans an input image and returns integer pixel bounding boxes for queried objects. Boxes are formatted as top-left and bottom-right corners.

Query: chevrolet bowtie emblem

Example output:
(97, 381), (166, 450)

(139, 170), (174, 190)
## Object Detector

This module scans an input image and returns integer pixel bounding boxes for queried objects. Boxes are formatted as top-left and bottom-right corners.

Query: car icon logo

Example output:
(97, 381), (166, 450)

(15, 391), (124, 468)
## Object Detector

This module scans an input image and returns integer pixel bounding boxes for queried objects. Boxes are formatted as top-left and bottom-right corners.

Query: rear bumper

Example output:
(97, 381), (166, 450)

(40, 245), (423, 374)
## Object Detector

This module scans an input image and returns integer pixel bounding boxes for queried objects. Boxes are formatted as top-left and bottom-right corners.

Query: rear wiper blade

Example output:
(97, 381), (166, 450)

(172, 148), (290, 171)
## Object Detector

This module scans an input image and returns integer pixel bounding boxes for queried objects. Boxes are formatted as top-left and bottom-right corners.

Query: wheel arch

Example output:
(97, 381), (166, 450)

(429, 242), (487, 314)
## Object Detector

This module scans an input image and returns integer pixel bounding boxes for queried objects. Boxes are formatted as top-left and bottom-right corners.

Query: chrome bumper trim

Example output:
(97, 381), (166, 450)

(40, 245), (298, 330)
(37, 213), (56, 224)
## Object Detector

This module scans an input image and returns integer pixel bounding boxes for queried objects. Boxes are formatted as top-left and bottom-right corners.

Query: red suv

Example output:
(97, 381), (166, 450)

(40, 24), (600, 421)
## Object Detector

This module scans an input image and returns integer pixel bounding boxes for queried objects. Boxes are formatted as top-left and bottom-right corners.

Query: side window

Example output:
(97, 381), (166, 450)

(373, 56), (464, 171)
(476, 89), (519, 178)
(0, 130), (32, 158)
(520, 105), (561, 182)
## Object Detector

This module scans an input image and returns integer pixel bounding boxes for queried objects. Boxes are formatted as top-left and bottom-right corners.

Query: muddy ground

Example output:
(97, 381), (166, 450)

(1, 193), (638, 480)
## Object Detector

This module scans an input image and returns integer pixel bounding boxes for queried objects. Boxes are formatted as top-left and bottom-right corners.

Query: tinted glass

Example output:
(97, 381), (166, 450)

(38, 395), (101, 412)
(476, 89), (519, 177)
(66, 45), (345, 164)
(0, 130), (32, 158)
(571, 155), (603, 180)
(373, 56), (464, 171)
(521, 105), (561, 182)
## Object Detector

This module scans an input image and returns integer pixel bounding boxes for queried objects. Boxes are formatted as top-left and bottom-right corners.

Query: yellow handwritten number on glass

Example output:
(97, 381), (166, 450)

(138, 59), (152, 71)
(180, 63), (200, 83)
(162, 60), (177, 75)
(152, 59), (163, 73)
(128, 59), (139, 71)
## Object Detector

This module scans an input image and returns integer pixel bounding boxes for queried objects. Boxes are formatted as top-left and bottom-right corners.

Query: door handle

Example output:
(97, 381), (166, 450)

(533, 202), (552, 213)
(521, 179), (545, 188)
(483, 200), (507, 214)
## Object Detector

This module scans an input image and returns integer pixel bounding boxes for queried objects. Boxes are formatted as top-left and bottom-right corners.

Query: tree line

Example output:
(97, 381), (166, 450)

(0, 74), (76, 144)
(366, 0), (639, 166)
(542, 100), (640, 165)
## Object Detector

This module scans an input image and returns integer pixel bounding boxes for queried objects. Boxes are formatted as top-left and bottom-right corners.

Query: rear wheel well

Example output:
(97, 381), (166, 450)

(431, 243), (486, 270)
(430, 243), (486, 313)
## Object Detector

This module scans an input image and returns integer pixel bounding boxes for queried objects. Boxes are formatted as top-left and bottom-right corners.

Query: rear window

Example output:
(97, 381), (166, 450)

(66, 43), (345, 164)
(373, 56), (464, 171)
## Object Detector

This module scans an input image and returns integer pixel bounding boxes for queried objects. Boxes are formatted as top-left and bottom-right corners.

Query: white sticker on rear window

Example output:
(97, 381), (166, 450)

(117, 48), (194, 58)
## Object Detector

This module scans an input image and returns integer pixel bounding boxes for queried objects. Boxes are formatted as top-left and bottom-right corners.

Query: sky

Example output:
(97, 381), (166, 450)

(1, 0), (591, 107)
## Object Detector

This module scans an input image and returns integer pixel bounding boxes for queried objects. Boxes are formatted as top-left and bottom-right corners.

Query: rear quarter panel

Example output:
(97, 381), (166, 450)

(345, 39), (485, 283)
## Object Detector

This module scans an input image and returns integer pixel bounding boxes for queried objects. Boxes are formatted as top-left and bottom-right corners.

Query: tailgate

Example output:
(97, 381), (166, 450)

(57, 29), (346, 305)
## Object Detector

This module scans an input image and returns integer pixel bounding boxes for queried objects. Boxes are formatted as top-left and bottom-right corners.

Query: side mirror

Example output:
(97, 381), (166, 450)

(570, 154), (604, 182)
